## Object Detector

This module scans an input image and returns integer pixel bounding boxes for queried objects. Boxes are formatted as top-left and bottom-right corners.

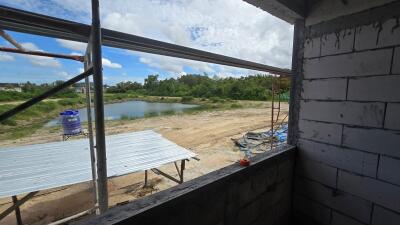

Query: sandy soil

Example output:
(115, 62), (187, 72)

(0, 103), (288, 225)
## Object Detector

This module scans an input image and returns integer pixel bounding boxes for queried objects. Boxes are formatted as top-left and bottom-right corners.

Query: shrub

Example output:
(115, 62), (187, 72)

(181, 96), (194, 102)
(230, 103), (242, 109)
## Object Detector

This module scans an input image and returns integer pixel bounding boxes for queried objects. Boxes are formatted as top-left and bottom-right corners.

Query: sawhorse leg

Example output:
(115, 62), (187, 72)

(0, 192), (37, 225)
(12, 196), (22, 225)
(144, 170), (148, 187)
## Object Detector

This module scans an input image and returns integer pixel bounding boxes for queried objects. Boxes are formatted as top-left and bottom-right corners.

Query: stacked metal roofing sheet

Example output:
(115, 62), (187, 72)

(0, 130), (196, 198)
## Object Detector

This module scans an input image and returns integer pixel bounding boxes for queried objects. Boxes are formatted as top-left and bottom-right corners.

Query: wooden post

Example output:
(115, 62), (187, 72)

(144, 170), (148, 187)
(12, 196), (22, 225)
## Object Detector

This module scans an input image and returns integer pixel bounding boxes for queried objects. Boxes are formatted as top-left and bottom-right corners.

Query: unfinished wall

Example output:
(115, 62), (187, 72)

(294, 1), (400, 225)
(81, 146), (295, 225)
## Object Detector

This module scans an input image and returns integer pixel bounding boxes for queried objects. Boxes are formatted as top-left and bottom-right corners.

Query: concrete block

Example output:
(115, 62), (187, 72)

(321, 29), (354, 56)
(300, 100), (385, 127)
(295, 177), (372, 223)
(338, 170), (400, 213)
(372, 205), (400, 225)
(293, 212), (327, 225)
(355, 19), (400, 50)
(294, 194), (331, 225)
(296, 157), (337, 187)
(305, 0), (396, 26)
(343, 126), (400, 158)
(378, 156), (400, 186)
(298, 139), (378, 177)
(298, 119), (343, 145)
(304, 49), (392, 79)
(302, 78), (347, 100)
(348, 75), (400, 102)
(237, 199), (262, 225)
(393, 47), (400, 74)
(331, 212), (365, 225)
(385, 103), (400, 130)
(237, 163), (279, 207)
(304, 37), (321, 58)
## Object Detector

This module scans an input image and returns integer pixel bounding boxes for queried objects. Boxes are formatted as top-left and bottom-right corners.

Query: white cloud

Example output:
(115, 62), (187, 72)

(102, 58), (122, 69)
(20, 42), (61, 68)
(0, 52), (15, 61)
(56, 39), (87, 52)
(5, 0), (293, 77)
(97, 0), (293, 74)
(78, 68), (84, 73)
(56, 71), (73, 80)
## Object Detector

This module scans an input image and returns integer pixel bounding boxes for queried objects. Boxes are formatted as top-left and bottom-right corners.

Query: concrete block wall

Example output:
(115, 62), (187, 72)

(81, 146), (295, 225)
(294, 1), (400, 225)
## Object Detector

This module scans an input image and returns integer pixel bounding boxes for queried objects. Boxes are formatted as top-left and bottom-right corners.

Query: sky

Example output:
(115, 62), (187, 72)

(0, 0), (293, 85)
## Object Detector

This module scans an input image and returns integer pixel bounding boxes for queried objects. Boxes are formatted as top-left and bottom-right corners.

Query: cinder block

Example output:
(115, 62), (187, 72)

(372, 205), (400, 225)
(302, 78), (347, 100)
(296, 157), (338, 187)
(295, 176), (372, 223)
(294, 194), (331, 225)
(298, 139), (378, 177)
(355, 19), (400, 50)
(378, 156), (400, 186)
(238, 164), (278, 207)
(304, 37), (321, 58)
(393, 47), (400, 74)
(338, 170), (400, 213)
(348, 75), (400, 102)
(331, 212), (365, 225)
(299, 119), (343, 145)
(321, 29), (354, 56)
(343, 126), (400, 158)
(300, 101), (385, 127)
(385, 103), (400, 130)
(237, 199), (262, 225)
(304, 49), (392, 79)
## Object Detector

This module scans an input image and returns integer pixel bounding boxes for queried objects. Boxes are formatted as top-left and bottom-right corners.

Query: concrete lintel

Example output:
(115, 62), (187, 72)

(244, 0), (309, 24)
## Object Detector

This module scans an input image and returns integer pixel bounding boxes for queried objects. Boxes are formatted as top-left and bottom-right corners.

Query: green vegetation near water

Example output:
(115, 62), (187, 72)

(0, 74), (290, 141)
(107, 74), (290, 101)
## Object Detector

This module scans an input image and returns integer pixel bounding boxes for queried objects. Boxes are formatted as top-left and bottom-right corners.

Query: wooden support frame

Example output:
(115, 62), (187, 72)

(11, 196), (22, 225)
(0, 192), (38, 223)
(150, 160), (186, 184)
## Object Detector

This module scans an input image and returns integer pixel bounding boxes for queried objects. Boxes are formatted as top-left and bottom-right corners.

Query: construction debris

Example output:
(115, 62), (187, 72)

(232, 123), (288, 154)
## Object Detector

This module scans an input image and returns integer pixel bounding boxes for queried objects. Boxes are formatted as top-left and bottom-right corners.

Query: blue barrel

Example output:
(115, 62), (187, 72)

(60, 110), (82, 135)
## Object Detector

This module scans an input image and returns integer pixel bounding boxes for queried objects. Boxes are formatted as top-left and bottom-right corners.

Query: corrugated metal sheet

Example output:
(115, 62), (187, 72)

(0, 130), (196, 198)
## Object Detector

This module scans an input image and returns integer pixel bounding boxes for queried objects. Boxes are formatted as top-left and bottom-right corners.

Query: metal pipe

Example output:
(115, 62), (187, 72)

(91, 0), (108, 214)
(0, 68), (93, 122)
(0, 29), (24, 50)
(11, 196), (22, 225)
(47, 207), (96, 225)
(0, 6), (292, 76)
(0, 46), (84, 61)
(270, 76), (275, 151)
(84, 50), (98, 213)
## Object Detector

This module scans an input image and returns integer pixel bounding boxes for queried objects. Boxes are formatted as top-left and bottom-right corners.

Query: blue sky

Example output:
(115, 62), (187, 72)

(0, 0), (293, 85)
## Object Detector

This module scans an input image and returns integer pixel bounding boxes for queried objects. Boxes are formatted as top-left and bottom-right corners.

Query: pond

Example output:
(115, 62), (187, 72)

(45, 100), (198, 127)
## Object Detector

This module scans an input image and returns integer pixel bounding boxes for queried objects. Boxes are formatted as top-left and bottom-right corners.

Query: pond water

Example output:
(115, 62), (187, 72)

(45, 100), (198, 127)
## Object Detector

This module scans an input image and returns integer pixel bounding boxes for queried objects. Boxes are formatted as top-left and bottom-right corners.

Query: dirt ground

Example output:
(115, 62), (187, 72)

(0, 102), (288, 225)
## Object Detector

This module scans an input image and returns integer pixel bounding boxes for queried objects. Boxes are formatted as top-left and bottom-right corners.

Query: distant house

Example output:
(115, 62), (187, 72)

(73, 83), (88, 94)
(73, 83), (107, 94)
(0, 83), (22, 92)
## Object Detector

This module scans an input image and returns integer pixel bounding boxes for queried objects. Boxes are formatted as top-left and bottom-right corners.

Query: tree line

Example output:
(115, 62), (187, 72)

(107, 74), (290, 101)
(0, 81), (78, 102)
